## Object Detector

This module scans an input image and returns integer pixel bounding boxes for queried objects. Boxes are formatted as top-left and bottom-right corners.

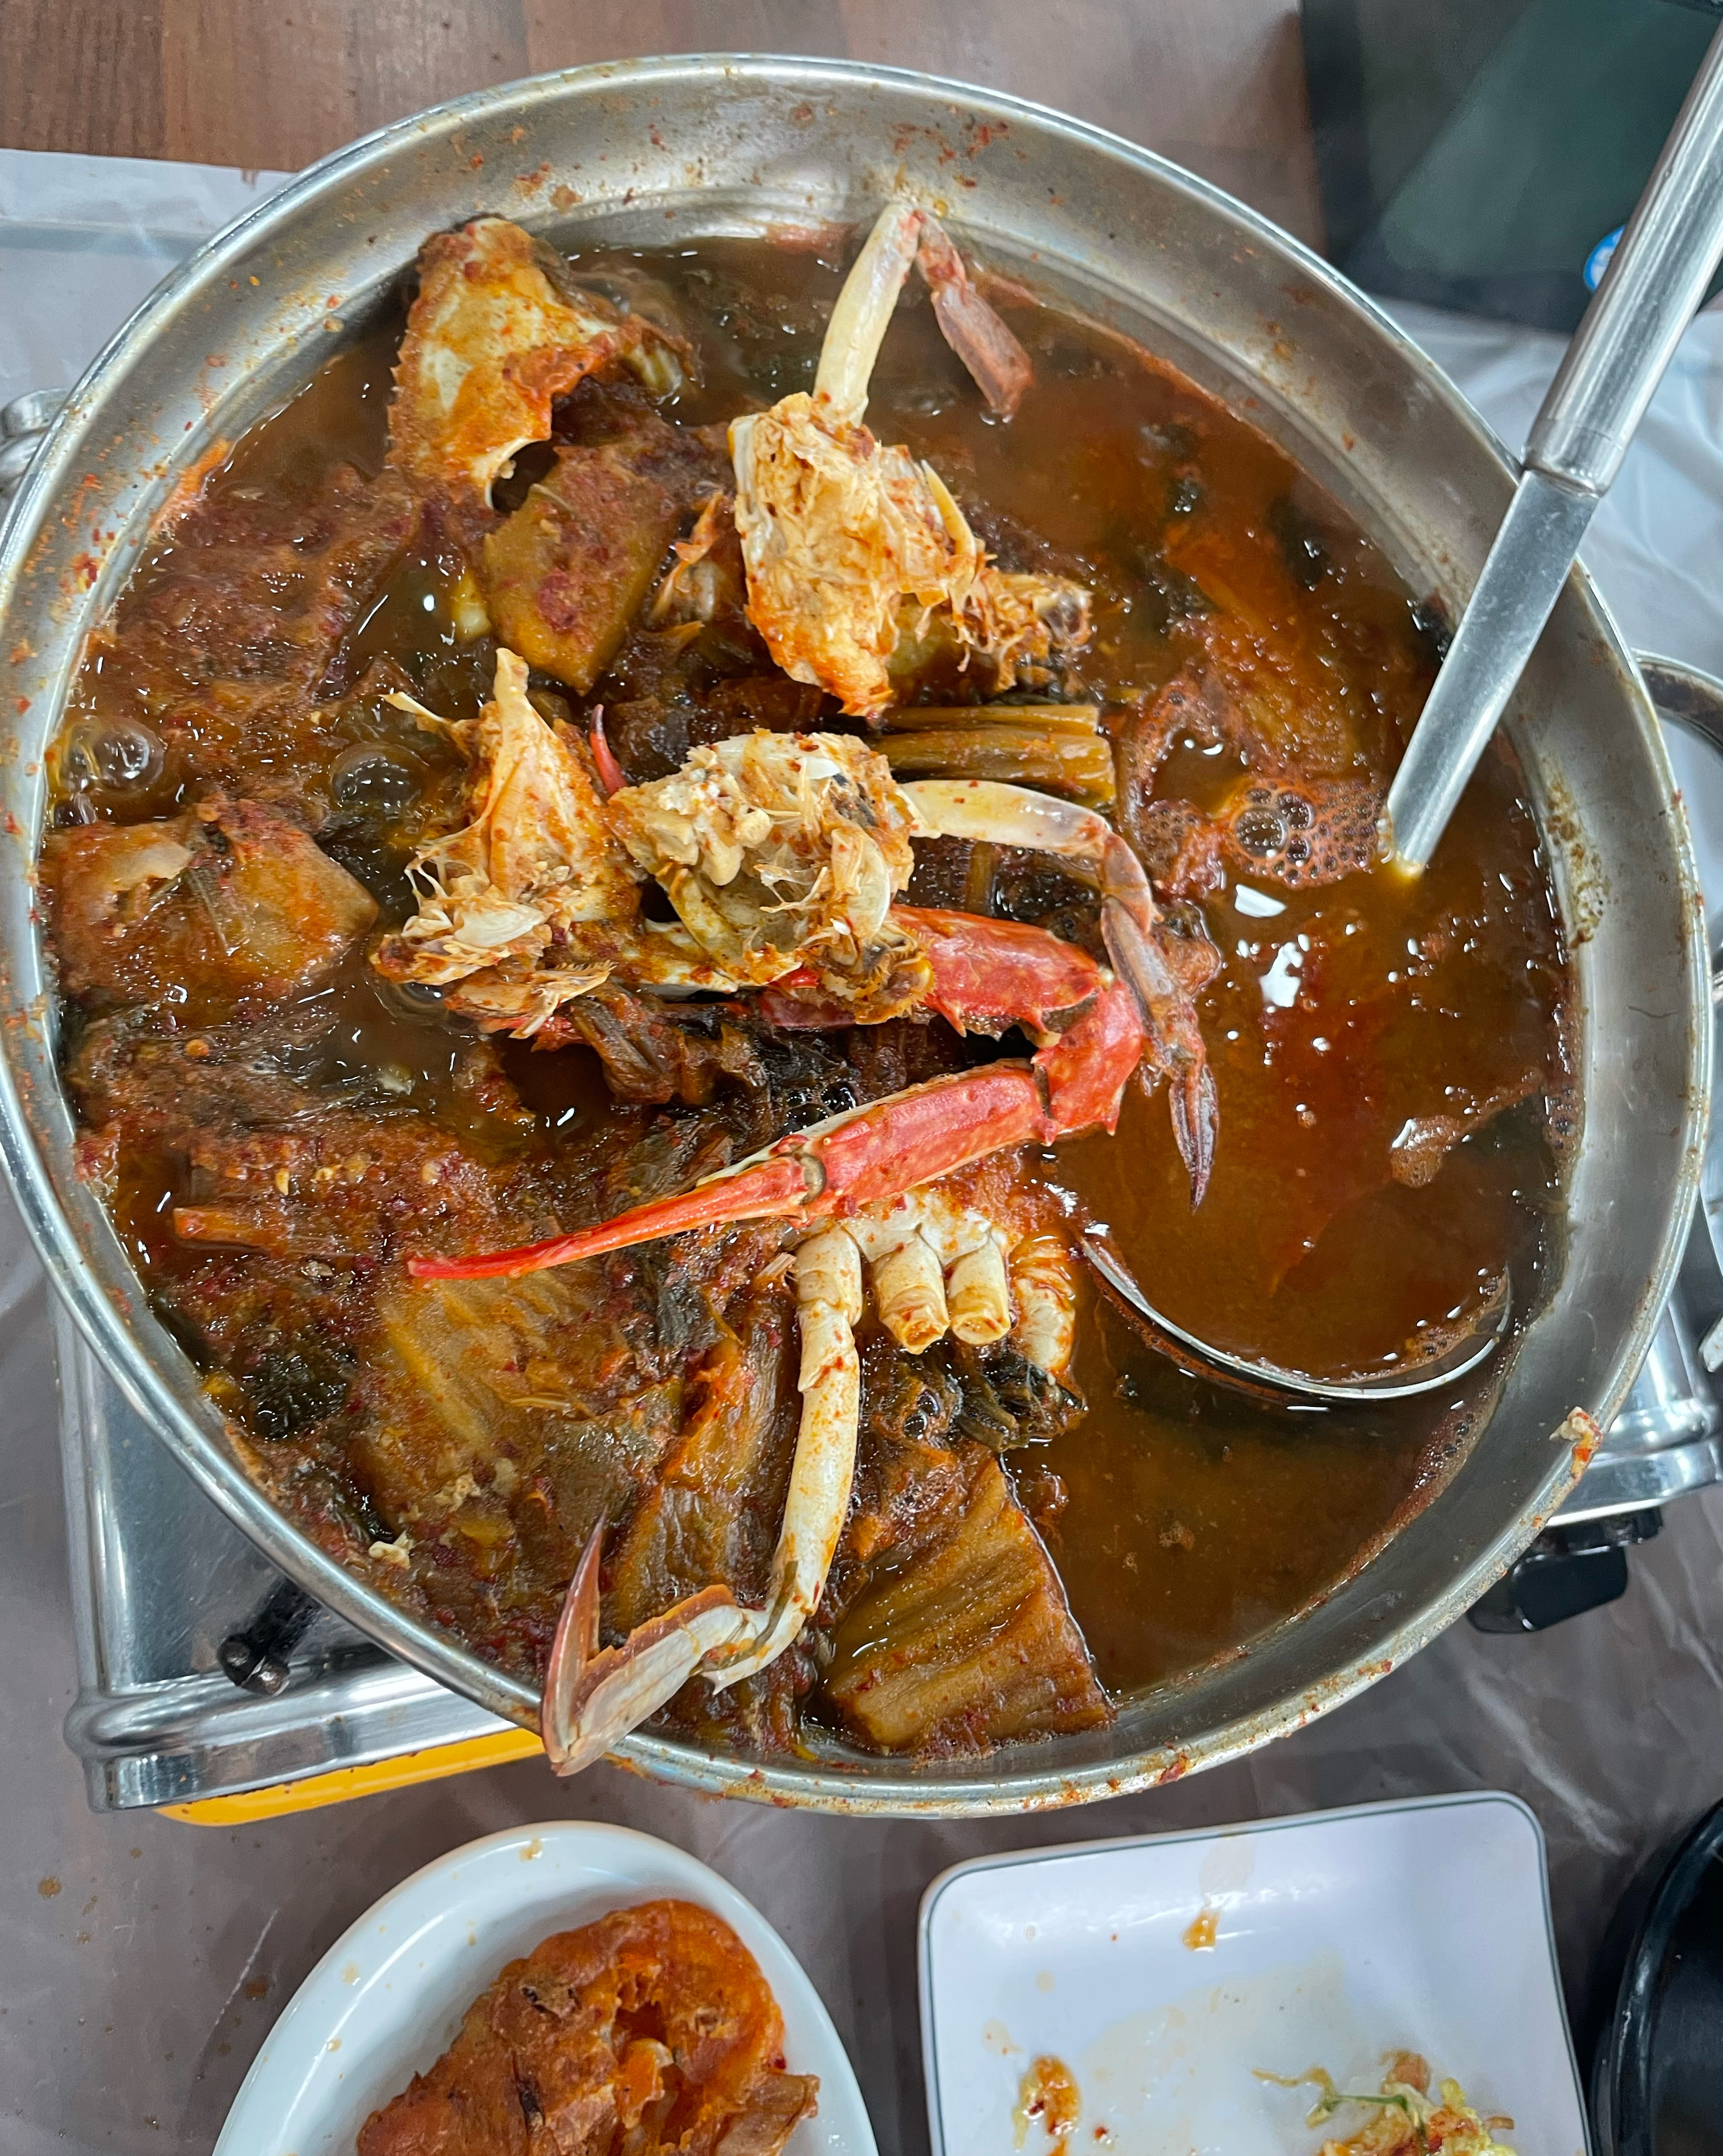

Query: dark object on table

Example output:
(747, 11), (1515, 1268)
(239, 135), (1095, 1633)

(1467, 1512), (1658, 1633)
(217, 1577), (320, 1695)
(1300, 0), (1723, 331)
(1591, 1800), (1723, 2154)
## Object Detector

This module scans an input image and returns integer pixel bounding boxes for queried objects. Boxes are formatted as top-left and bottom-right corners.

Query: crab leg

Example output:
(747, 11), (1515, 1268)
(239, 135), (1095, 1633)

(814, 201), (925, 423)
(412, 1062), (1047, 1280)
(411, 978), (1138, 1283)
(731, 211), (1073, 717)
(815, 200), (1030, 424)
(539, 1228), (866, 1766)
(912, 212), (1032, 420)
(540, 1519), (758, 1778)
(536, 1192), (1078, 1774)
(705, 1225), (863, 1687)
(903, 780), (1219, 1202)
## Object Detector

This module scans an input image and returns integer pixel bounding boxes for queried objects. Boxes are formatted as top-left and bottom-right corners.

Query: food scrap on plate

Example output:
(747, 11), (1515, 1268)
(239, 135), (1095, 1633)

(1260, 2055), (1516, 2156)
(357, 1898), (817, 2156)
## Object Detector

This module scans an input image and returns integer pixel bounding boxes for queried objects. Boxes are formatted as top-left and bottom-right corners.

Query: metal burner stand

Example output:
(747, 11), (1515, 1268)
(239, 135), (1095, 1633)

(53, 1306), (530, 1815)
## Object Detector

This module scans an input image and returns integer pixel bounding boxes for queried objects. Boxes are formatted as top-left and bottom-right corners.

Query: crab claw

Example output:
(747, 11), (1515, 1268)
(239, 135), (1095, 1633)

(535, 1220), (868, 1772)
(587, 706), (627, 797)
(813, 198), (1032, 424)
(903, 780), (1219, 1203)
(534, 1187), (1081, 1778)
(705, 1224), (862, 1688)
(540, 1517), (757, 1777)
(1099, 897), (1218, 1205)
(912, 210), (1032, 420)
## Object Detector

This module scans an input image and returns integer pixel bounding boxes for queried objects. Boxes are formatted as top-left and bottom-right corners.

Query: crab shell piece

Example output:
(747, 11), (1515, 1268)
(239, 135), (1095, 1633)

(730, 400), (1088, 722)
(730, 200), (1089, 719)
(373, 665), (1214, 1193)
(605, 731), (927, 1014)
(389, 216), (683, 529)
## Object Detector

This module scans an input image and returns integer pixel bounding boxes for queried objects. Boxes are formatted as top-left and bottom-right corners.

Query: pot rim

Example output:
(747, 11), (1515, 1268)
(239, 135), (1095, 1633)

(0, 54), (1707, 1813)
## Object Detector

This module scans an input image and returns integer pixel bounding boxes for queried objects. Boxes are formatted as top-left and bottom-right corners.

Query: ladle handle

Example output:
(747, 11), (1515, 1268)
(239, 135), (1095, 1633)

(1527, 22), (1723, 497)
(1387, 25), (1723, 874)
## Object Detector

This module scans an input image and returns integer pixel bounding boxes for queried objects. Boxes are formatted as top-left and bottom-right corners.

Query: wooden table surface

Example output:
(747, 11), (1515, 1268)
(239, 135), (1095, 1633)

(1, 0), (1325, 247)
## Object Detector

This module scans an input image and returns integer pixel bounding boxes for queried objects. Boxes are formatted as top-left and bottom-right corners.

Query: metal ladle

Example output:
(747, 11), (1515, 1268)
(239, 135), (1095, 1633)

(1079, 1230), (1512, 1409)
(1101, 26), (1723, 1405)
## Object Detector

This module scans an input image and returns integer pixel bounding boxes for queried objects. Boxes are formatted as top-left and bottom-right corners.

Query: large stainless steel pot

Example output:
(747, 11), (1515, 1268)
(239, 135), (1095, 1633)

(0, 58), (1707, 1813)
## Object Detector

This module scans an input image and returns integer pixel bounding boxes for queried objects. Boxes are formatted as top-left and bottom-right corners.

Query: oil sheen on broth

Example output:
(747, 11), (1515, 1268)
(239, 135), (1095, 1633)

(54, 233), (1569, 1705)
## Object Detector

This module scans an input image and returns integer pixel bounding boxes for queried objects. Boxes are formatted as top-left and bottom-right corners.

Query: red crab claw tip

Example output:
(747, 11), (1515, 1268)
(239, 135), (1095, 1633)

(588, 706), (627, 797)
(914, 215), (1032, 420)
(407, 1154), (813, 1281)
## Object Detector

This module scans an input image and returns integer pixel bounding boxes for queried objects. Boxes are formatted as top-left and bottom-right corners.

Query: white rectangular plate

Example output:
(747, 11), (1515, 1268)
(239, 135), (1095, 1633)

(920, 1793), (1589, 2156)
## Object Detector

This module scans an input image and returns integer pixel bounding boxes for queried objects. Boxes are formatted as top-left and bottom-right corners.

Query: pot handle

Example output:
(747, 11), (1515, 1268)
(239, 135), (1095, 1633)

(1639, 652), (1723, 1004)
(0, 390), (66, 505)
(1639, 656), (1723, 1372)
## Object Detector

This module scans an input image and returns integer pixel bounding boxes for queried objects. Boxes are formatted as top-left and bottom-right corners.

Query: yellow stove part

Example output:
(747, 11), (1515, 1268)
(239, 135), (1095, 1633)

(160, 1727), (545, 1824)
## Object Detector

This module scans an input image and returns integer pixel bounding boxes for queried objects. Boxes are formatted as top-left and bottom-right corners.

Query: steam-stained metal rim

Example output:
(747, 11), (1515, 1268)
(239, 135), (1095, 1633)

(0, 56), (1708, 1814)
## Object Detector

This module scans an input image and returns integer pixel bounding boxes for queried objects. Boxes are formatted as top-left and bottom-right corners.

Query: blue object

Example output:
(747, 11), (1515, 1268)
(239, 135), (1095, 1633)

(1586, 224), (1626, 288)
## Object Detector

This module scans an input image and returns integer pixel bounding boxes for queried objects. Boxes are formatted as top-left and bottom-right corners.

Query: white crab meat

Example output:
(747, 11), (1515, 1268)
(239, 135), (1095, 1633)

(374, 650), (638, 994)
(374, 651), (752, 1033)
(376, 662), (936, 1030)
(607, 730), (925, 1011)
(828, 1186), (1077, 1373)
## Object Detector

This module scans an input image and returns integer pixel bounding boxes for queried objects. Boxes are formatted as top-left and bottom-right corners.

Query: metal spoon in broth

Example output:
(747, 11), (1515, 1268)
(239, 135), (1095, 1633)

(1079, 1227), (1512, 1407)
(1094, 32), (1723, 1397)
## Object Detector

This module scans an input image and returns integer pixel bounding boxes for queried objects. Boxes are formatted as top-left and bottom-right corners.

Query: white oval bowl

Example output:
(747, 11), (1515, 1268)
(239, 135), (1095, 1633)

(215, 1819), (877, 2156)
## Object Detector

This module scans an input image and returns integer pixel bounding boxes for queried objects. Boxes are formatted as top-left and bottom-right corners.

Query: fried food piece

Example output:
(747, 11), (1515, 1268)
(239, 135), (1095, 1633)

(390, 217), (683, 540)
(54, 476), (412, 848)
(44, 796), (376, 1014)
(356, 1899), (818, 2156)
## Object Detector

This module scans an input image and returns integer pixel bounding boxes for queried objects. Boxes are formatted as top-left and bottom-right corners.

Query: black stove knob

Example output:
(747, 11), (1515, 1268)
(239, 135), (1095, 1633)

(1467, 1509), (1662, 1634)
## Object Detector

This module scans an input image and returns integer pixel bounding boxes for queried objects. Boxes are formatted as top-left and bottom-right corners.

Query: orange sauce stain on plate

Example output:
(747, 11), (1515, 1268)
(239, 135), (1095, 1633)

(1013, 2055), (1081, 2145)
(1182, 1904), (1220, 1950)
